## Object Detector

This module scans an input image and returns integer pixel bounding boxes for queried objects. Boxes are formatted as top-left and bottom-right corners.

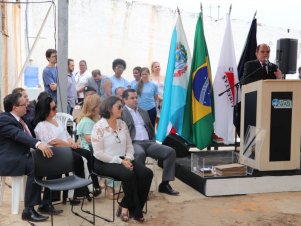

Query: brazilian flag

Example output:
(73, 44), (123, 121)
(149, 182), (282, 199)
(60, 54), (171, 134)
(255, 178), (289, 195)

(181, 12), (214, 150)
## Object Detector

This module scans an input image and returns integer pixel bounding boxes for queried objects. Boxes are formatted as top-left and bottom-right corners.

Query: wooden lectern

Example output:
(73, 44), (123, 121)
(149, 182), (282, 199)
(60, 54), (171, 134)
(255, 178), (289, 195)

(240, 80), (301, 171)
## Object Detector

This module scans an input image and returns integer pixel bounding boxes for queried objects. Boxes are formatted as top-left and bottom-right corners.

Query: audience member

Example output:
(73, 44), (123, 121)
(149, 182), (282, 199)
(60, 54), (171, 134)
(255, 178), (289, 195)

(75, 60), (91, 103)
(130, 66), (142, 88)
(122, 89), (179, 196)
(133, 67), (158, 127)
(42, 49), (58, 103)
(115, 86), (125, 99)
(0, 93), (52, 222)
(87, 69), (111, 99)
(110, 58), (130, 95)
(91, 96), (153, 222)
(150, 62), (164, 128)
(76, 94), (102, 196)
(34, 96), (93, 206)
(67, 59), (77, 114)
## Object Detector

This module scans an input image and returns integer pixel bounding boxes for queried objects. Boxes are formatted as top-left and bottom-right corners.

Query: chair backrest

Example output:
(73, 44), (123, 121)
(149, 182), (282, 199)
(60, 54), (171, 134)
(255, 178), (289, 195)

(31, 147), (74, 178)
(55, 112), (76, 139)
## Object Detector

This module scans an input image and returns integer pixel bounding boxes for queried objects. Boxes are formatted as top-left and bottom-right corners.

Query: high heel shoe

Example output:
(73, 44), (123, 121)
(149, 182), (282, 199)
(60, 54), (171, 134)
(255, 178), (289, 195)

(92, 188), (102, 197)
(116, 206), (129, 222)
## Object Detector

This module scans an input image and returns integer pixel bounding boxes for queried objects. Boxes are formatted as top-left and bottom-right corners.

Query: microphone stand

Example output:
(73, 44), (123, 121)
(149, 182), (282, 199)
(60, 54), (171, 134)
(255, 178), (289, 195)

(218, 64), (265, 153)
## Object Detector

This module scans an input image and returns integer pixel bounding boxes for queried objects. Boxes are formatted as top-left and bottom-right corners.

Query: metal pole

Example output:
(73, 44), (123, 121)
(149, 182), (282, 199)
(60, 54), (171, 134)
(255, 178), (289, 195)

(57, 0), (68, 113)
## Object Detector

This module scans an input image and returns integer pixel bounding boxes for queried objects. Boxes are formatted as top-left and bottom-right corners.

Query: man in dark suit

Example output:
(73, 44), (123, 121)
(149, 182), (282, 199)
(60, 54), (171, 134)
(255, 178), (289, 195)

(242, 43), (283, 85)
(121, 89), (179, 195)
(0, 93), (53, 222)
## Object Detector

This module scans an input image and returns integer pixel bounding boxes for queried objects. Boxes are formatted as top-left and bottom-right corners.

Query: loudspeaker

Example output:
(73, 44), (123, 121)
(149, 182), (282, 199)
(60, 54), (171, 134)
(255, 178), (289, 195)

(162, 134), (191, 157)
(276, 38), (298, 74)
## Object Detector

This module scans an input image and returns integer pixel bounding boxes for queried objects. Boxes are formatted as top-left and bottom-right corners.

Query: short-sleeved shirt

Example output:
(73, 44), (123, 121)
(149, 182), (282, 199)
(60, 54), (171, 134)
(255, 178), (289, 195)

(133, 81), (158, 110)
(130, 80), (138, 89)
(77, 117), (95, 150)
(43, 66), (58, 103)
(110, 75), (130, 95)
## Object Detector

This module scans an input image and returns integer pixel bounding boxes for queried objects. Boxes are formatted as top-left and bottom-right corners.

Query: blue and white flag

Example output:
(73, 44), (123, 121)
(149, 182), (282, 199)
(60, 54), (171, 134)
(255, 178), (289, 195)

(156, 14), (191, 142)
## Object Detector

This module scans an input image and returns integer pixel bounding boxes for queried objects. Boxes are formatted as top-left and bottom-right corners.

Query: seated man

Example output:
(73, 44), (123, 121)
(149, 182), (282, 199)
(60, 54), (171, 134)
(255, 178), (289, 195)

(121, 89), (179, 195)
(0, 93), (53, 222)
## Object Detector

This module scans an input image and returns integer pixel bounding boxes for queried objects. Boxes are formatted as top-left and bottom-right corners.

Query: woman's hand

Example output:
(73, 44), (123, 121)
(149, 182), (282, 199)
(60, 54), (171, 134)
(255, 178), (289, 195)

(121, 159), (133, 170)
(68, 139), (79, 149)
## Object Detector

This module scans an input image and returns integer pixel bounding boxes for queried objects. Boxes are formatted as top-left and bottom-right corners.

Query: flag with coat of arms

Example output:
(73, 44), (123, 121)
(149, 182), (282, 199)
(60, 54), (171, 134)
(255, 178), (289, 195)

(156, 12), (191, 142)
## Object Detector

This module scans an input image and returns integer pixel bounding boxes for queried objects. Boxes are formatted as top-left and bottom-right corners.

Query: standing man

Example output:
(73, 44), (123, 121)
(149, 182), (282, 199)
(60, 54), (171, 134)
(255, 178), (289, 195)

(42, 49), (58, 103)
(75, 60), (91, 103)
(67, 59), (77, 114)
(87, 69), (111, 99)
(0, 93), (53, 222)
(242, 43), (283, 85)
(121, 89), (179, 196)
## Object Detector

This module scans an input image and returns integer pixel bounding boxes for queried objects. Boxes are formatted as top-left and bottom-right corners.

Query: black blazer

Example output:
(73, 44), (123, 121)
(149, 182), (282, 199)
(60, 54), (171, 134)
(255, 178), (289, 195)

(241, 59), (278, 85)
(0, 112), (39, 176)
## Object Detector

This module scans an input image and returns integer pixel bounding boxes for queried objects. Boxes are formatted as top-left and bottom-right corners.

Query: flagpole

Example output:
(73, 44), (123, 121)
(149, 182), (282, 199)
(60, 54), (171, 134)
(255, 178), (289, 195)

(177, 6), (180, 15)
(253, 10), (257, 19)
(229, 4), (232, 15)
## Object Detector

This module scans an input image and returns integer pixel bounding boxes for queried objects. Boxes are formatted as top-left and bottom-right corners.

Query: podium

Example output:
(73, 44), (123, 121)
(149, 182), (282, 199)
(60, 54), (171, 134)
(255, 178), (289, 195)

(240, 80), (301, 171)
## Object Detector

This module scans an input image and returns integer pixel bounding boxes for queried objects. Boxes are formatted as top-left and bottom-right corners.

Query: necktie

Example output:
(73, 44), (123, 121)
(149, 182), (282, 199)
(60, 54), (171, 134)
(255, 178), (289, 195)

(19, 118), (32, 136)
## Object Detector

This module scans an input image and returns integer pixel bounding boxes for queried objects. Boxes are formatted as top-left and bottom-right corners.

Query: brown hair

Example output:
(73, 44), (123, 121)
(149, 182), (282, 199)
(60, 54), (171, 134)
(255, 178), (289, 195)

(137, 67), (150, 96)
(77, 94), (101, 123)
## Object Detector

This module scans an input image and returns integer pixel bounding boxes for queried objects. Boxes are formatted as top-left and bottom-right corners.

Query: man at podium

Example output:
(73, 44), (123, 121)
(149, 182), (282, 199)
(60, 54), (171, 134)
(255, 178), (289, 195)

(242, 43), (283, 85)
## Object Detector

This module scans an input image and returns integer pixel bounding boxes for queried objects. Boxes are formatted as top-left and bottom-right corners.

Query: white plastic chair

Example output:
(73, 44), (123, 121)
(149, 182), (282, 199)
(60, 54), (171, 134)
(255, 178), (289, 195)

(0, 176), (26, 214)
(146, 157), (158, 191)
(54, 112), (76, 140)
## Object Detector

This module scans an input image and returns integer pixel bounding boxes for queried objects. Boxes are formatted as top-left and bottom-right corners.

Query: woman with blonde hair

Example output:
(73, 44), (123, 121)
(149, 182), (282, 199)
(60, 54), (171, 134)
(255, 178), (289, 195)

(150, 61), (164, 129)
(76, 94), (102, 196)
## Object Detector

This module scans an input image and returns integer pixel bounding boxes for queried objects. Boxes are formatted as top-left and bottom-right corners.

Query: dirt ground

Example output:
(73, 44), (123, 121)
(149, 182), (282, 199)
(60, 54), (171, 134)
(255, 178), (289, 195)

(2, 170), (301, 226)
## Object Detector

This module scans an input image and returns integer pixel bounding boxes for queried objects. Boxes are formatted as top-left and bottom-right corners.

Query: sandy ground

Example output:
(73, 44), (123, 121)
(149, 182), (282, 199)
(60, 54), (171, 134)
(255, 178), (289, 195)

(2, 169), (301, 226)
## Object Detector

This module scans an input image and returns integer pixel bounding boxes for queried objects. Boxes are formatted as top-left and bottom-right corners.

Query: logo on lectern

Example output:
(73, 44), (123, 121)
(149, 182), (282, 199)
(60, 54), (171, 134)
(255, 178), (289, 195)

(272, 98), (292, 109)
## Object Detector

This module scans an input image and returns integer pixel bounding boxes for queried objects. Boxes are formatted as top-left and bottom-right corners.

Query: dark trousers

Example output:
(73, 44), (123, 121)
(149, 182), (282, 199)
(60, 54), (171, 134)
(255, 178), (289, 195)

(74, 148), (100, 189)
(94, 159), (153, 218)
(147, 107), (157, 128)
(24, 156), (41, 208)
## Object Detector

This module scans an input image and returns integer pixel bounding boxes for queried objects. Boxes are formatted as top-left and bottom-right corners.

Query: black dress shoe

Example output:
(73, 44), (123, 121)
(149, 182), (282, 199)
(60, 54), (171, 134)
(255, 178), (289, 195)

(22, 208), (49, 222)
(158, 183), (179, 196)
(38, 204), (63, 215)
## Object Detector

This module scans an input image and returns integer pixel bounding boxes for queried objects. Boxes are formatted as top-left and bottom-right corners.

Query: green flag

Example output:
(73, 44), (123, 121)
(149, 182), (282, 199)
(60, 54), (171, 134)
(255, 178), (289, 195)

(181, 12), (214, 150)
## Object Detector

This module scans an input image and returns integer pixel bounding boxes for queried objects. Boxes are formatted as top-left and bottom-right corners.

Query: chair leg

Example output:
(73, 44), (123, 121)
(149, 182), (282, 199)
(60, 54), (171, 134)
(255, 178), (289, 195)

(0, 176), (6, 206)
(11, 176), (24, 214)
(50, 191), (53, 226)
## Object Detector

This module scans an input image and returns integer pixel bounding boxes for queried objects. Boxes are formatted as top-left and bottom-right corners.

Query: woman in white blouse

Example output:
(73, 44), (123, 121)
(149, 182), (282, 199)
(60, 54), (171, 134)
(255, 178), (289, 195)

(91, 96), (153, 222)
(34, 96), (92, 205)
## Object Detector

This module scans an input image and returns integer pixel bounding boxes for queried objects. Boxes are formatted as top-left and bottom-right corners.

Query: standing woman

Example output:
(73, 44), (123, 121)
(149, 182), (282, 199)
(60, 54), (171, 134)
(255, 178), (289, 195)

(76, 94), (102, 196)
(91, 96), (153, 222)
(135, 67), (158, 127)
(150, 62), (164, 129)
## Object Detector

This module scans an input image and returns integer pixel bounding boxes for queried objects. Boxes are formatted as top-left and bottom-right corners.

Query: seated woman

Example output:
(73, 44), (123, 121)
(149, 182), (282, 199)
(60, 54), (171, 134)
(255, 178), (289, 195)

(91, 96), (153, 222)
(34, 96), (92, 204)
(76, 94), (102, 196)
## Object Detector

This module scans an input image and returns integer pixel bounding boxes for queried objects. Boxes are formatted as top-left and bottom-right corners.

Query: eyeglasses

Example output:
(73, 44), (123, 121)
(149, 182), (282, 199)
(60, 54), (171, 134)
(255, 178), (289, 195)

(113, 131), (121, 143)
(117, 104), (123, 110)
(115, 65), (125, 70)
(17, 103), (27, 107)
(51, 106), (57, 111)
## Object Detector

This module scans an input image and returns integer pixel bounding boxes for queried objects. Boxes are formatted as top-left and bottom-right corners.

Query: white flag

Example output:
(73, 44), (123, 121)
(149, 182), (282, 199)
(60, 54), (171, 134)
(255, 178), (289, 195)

(213, 14), (240, 144)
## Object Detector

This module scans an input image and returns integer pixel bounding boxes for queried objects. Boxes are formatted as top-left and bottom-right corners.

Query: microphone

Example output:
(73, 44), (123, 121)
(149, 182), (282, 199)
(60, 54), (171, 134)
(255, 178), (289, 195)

(262, 57), (268, 67)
